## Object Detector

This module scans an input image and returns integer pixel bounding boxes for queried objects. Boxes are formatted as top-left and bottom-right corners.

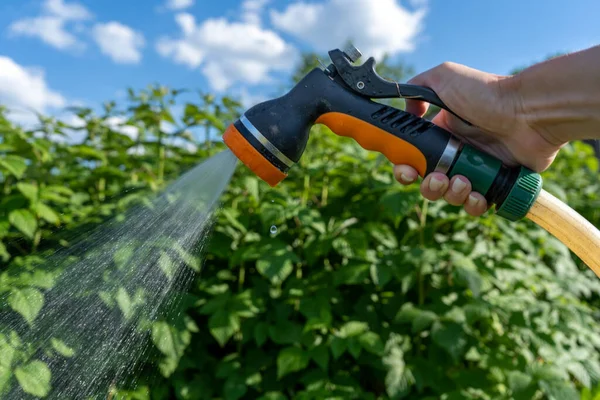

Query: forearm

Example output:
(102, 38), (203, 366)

(508, 45), (600, 144)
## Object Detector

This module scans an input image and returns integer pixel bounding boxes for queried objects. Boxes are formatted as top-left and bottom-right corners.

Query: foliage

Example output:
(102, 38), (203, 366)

(1, 78), (600, 399)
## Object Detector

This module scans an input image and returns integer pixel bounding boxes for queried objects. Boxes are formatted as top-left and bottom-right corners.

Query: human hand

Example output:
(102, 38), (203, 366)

(394, 62), (563, 216)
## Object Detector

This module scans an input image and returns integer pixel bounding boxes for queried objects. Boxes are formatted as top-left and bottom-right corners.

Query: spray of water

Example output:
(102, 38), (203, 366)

(1, 150), (238, 399)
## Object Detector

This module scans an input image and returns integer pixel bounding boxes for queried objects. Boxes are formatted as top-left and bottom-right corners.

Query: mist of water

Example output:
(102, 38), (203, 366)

(1, 150), (238, 399)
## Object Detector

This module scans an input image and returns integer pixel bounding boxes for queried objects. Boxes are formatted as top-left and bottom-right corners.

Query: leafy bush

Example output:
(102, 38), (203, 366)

(1, 85), (600, 400)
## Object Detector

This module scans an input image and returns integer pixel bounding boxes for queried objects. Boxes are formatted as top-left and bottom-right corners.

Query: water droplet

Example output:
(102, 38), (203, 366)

(270, 225), (278, 235)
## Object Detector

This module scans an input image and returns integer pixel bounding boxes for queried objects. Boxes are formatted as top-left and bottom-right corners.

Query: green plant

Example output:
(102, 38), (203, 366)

(1, 84), (600, 399)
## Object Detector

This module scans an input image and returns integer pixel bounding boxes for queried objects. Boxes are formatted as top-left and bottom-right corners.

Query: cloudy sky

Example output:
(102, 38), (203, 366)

(0, 0), (598, 124)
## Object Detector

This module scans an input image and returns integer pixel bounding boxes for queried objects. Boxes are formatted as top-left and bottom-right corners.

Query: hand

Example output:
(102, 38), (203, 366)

(394, 62), (563, 216)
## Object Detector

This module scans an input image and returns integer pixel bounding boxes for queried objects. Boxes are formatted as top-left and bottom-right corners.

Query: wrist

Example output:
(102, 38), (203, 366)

(505, 47), (600, 145)
(494, 73), (530, 136)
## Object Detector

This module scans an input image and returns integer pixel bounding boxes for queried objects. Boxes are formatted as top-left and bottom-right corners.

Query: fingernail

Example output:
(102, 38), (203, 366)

(428, 176), (445, 192)
(467, 194), (479, 207)
(400, 173), (413, 182)
(451, 178), (467, 194)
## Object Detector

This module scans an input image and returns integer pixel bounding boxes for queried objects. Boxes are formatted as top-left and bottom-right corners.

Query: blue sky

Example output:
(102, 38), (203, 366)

(0, 0), (599, 127)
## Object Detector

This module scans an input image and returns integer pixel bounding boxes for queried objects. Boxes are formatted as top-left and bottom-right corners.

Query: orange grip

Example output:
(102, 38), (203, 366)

(315, 112), (428, 176)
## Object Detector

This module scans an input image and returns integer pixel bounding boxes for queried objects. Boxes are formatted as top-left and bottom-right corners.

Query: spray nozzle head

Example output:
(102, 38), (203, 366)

(223, 119), (290, 187)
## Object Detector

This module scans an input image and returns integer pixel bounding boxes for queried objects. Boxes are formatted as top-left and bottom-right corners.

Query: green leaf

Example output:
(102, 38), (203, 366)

(114, 245), (134, 267)
(159, 251), (176, 280)
(299, 295), (332, 330)
(277, 347), (309, 379)
(17, 183), (38, 202)
(116, 287), (134, 319)
(0, 155), (27, 178)
(566, 361), (591, 388)
(359, 331), (384, 355)
(268, 321), (302, 345)
(8, 288), (43, 324)
(34, 202), (60, 224)
(539, 380), (579, 400)
(383, 339), (413, 398)
(224, 374), (247, 400)
(173, 243), (201, 272)
(209, 310), (240, 347)
(68, 145), (107, 161)
(379, 187), (420, 220)
(338, 321), (368, 338)
(244, 176), (259, 201)
(431, 322), (467, 362)
(256, 240), (298, 285)
(395, 303), (419, 323)
(331, 337), (347, 359)
(453, 255), (483, 297)
(365, 223), (398, 248)
(0, 241), (9, 262)
(257, 392), (287, 400)
(254, 322), (268, 347)
(51, 338), (75, 357)
(370, 263), (393, 286)
(334, 262), (370, 286)
(412, 310), (438, 333)
(507, 370), (532, 394)
(0, 334), (16, 393)
(347, 338), (362, 359)
(151, 321), (191, 360)
(332, 229), (368, 258)
(310, 346), (329, 371)
(15, 360), (51, 397)
(9, 209), (37, 239)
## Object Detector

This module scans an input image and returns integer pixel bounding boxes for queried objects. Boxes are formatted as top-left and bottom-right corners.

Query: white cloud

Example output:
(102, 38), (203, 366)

(242, 0), (270, 25)
(270, 0), (426, 59)
(10, 16), (80, 50)
(165, 0), (194, 10)
(106, 116), (139, 139)
(156, 12), (297, 91)
(0, 57), (65, 116)
(92, 22), (145, 64)
(44, 0), (92, 21)
(8, 0), (92, 51)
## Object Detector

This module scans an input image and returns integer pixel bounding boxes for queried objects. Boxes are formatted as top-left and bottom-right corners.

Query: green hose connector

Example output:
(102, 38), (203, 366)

(447, 144), (543, 221)
(447, 144), (502, 196)
(495, 167), (543, 221)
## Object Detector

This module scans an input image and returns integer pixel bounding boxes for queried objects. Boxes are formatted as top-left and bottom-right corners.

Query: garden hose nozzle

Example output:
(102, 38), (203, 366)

(224, 44), (542, 221)
(224, 44), (600, 276)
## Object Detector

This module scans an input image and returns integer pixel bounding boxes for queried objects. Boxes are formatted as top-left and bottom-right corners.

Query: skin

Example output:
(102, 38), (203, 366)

(394, 45), (600, 216)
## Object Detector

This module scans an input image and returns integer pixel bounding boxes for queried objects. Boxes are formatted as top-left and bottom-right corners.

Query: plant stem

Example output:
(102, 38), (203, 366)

(158, 145), (165, 184)
(32, 229), (42, 252)
(205, 122), (210, 150)
(419, 198), (428, 248)
(302, 175), (310, 206)
(238, 263), (245, 292)
(321, 176), (329, 206)
(418, 198), (428, 305)
(98, 177), (106, 202)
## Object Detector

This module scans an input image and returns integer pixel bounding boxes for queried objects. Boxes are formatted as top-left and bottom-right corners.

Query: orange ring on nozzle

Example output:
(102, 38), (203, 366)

(223, 123), (287, 187)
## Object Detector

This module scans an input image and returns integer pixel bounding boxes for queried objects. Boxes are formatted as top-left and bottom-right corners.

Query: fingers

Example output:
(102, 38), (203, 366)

(420, 172), (449, 201)
(405, 99), (429, 118)
(393, 170), (488, 217)
(464, 192), (488, 217)
(404, 64), (445, 118)
(393, 165), (419, 185)
(443, 175), (471, 206)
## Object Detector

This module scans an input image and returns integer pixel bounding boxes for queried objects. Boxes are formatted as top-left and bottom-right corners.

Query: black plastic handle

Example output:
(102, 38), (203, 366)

(244, 68), (452, 177)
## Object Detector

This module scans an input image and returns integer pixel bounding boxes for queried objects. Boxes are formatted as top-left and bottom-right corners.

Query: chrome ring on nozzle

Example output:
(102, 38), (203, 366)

(239, 115), (295, 169)
(434, 135), (461, 175)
